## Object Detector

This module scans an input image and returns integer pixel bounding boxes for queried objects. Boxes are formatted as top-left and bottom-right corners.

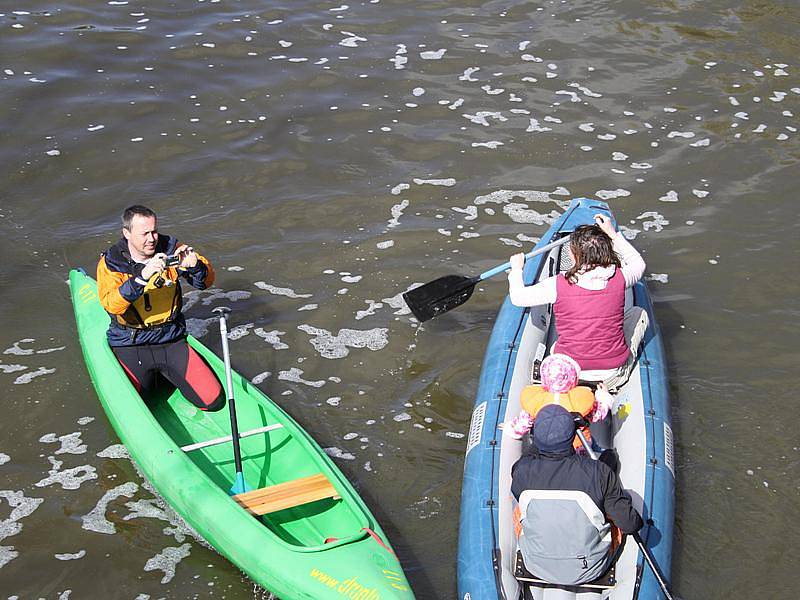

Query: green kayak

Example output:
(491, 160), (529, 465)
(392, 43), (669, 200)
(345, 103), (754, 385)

(69, 269), (414, 599)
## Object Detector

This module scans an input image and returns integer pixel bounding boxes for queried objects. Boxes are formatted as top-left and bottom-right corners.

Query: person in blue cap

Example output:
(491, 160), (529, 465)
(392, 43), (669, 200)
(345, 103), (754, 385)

(511, 403), (643, 585)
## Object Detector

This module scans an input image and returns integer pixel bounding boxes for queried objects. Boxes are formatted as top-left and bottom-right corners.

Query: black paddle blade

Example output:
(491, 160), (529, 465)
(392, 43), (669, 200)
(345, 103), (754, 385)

(403, 275), (478, 322)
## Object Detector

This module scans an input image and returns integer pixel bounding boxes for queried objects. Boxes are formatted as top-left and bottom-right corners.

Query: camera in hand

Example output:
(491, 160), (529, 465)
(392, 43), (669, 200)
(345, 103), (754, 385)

(165, 253), (181, 267)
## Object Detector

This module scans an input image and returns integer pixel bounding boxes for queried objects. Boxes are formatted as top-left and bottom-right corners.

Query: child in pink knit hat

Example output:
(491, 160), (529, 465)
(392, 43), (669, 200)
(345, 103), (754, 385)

(506, 353), (613, 447)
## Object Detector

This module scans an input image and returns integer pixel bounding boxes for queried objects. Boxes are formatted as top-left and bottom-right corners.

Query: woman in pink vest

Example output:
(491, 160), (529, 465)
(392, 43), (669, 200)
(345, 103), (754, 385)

(508, 215), (648, 391)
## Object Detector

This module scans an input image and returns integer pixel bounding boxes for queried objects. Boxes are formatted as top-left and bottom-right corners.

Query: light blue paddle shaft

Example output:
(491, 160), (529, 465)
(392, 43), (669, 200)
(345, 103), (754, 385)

(478, 235), (571, 281)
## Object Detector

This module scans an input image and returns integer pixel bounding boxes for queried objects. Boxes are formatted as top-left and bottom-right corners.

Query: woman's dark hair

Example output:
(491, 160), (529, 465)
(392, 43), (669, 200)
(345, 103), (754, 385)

(564, 224), (620, 283)
(122, 205), (156, 230)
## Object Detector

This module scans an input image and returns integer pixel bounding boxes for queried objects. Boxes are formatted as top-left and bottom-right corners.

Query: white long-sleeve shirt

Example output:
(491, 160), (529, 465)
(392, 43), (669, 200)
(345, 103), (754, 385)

(508, 234), (646, 307)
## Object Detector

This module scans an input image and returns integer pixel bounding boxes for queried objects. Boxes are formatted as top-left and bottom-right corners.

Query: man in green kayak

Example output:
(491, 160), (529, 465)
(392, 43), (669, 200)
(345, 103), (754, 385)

(96, 205), (223, 411)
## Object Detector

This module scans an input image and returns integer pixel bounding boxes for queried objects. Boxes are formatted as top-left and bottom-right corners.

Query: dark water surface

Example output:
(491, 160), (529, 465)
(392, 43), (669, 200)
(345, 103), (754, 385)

(1, 1), (799, 598)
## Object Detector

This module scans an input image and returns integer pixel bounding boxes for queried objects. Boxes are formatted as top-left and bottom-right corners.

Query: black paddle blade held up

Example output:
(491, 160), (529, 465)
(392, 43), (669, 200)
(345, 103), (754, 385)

(402, 235), (572, 322)
(403, 275), (478, 322)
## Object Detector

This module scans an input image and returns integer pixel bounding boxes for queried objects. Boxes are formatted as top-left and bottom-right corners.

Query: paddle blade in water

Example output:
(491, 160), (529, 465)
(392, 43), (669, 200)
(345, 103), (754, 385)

(403, 275), (478, 322)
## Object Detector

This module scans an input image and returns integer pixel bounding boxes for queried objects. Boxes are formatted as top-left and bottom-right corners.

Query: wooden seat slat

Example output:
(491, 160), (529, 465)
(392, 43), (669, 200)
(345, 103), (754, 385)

(233, 473), (340, 516)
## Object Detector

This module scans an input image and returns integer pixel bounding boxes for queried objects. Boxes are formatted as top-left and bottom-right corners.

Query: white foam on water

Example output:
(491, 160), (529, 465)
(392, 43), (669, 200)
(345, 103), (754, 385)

(4, 338), (65, 356)
(646, 274), (669, 283)
(459, 67), (480, 82)
(0, 363), (26, 374)
(97, 444), (129, 459)
(619, 226), (640, 240)
(390, 183), (410, 195)
(298, 324), (389, 359)
(394, 412), (411, 422)
(612, 152), (628, 161)
(659, 190), (680, 202)
(597, 134), (616, 141)
(324, 447), (355, 460)
(376, 240), (394, 249)
(81, 482), (139, 534)
(596, 189), (630, 200)
(326, 397), (341, 406)
(568, 82), (602, 98)
(579, 122), (595, 132)
(226, 323), (254, 341)
(46, 149), (61, 156)
(0, 454), (9, 466)
(355, 300), (383, 321)
(184, 317), (216, 339)
(144, 543), (191, 584)
(464, 111), (506, 127)
(693, 189), (710, 198)
(472, 141), (504, 149)
(55, 550), (86, 560)
(36, 458), (97, 490)
(340, 33), (367, 47)
(412, 87), (425, 96)
(555, 90), (580, 103)
(521, 54), (542, 62)
(39, 431), (87, 455)
(77, 416), (94, 425)
(667, 131), (695, 139)
(414, 177), (456, 187)
(691, 138), (710, 147)
(253, 328), (288, 350)
(449, 98), (464, 110)
(226, 265), (244, 271)
(474, 190), (565, 212)
(253, 282), (312, 298)
(278, 367), (326, 388)
(453, 205), (478, 220)
(251, 371), (271, 384)
(341, 275), (362, 283)
(481, 85), (504, 95)
(630, 162), (652, 170)
(526, 118), (552, 133)
(446, 431), (465, 439)
(503, 204), (558, 225)
(14, 366), (56, 384)
(298, 304), (318, 311)
(388, 199), (409, 228)
(0, 489), (44, 568)
(420, 49), (446, 60)
(499, 238), (523, 247)
(460, 232), (480, 239)
(382, 288), (414, 316)
(199, 289), (251, 305)
(636, 211), (670, 232)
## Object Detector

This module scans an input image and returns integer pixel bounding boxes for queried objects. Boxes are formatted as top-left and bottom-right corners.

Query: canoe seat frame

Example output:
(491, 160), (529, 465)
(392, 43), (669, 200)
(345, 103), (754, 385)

(513, 549), (617, 591)
(233, 473), (340, 516)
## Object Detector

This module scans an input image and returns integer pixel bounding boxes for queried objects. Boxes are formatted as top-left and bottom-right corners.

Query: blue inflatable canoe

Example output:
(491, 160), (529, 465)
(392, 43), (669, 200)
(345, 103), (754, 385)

(457, 198), (674, 600)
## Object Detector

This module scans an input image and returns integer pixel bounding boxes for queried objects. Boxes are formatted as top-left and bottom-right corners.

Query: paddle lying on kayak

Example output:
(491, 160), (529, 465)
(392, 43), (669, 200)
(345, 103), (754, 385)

(403, 235), (571, 322)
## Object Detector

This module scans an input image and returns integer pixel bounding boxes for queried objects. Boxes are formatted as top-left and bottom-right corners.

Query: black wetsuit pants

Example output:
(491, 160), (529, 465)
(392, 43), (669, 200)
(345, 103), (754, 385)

(112, 339), (223, 411)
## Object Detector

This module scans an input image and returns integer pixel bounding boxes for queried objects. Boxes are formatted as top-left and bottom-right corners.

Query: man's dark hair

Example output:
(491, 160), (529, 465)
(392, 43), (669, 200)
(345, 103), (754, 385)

(122, 205), (157, 230)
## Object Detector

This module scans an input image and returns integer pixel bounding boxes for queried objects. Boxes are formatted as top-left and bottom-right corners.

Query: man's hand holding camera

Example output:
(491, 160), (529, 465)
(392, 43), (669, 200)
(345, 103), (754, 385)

(174, 244), (198, 269)
(141, 245), (198, 281)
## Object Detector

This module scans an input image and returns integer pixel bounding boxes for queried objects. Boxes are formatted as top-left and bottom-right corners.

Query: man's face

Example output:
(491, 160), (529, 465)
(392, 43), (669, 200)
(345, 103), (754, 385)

(123, 214), (158, 259)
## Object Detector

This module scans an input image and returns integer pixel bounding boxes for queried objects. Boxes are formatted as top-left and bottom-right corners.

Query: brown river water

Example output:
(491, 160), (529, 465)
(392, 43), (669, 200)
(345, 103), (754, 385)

(1, 1), (799, 598)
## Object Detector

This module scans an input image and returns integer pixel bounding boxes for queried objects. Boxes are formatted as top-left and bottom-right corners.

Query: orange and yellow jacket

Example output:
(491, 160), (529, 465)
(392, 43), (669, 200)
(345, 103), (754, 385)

(97, 235), (214, 347)
(520, 385), (595, 450)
